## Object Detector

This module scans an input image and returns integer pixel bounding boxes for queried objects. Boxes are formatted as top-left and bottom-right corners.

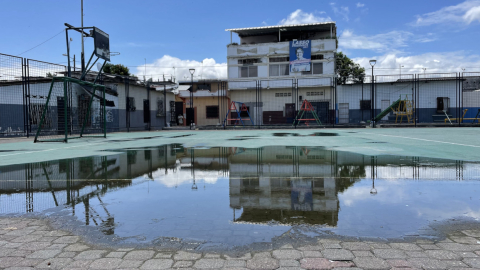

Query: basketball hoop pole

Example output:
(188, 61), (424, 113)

(64, 23), (110, 81)
(64, 23), (94, 79)
(65, 29), (71, 77)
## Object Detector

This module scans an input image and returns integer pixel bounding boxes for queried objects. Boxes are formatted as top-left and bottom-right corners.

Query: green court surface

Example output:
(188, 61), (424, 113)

(0, 128), (479, 166)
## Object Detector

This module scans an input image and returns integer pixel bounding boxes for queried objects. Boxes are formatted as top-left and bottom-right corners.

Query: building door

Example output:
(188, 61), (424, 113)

(175, 102), (183, 125)
(186, 108), (194, 126)
(339, 103), (349, 124)
(381, 100), (390, 120)
(310, 102), (330, 124)
(143, 100), (150, 124)
(57, 97), (66, 135)
(285, 103), (295, 123)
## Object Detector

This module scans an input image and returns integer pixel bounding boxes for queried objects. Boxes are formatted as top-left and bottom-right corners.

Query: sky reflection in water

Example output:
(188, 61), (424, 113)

(0, 145), (479, 245)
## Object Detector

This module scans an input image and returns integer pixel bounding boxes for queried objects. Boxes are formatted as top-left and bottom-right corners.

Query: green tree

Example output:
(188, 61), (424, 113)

(103, 63), (130, 76)
(335, 52), (365, 84)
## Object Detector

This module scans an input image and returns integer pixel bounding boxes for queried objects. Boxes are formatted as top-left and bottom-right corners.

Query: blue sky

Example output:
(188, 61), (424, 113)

(1, 0), (480, 80)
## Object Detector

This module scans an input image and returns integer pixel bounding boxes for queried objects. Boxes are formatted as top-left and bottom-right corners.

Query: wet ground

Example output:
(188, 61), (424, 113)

(1, 144), (479, 252)
(0, 129), (480, 268)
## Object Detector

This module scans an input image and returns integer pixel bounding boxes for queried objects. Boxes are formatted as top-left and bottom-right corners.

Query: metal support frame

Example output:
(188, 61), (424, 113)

(34, 79), (56, 142)
(34, 77), (106, 143)
(80, 86), (97, 137)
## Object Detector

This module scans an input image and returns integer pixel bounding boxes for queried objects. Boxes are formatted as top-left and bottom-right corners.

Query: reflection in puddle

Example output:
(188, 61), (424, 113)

(273, 132), (339, 137)
(272, 133), (295, 136)
(312, 132), (338, 136)
(0, 146), (479, 247)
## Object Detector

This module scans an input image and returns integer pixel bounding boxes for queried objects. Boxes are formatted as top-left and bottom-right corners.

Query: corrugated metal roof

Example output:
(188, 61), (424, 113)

(176, 85), (191, 91)
(225, 22), (335, 32)
(178, 89), (227, 98)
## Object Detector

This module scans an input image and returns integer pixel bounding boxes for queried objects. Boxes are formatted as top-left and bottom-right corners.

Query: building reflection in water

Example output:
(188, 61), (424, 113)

(0, 145), (478, 237)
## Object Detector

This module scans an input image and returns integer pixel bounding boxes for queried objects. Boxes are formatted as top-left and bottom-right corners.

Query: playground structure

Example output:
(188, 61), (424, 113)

(292, 99), (322, 126)
(373, 95), (415, 124)
(444, 109), (480, 124)
(223, 101), (254, 127)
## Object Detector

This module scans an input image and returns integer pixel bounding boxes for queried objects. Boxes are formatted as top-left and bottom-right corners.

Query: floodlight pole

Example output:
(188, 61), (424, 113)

(369, 60), (376, 127)
(81, 0), (85, 73)
(189, 69), (195, 128)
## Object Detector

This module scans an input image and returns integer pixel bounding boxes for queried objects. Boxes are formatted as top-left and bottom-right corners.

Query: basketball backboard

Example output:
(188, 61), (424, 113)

(93, 27), (110, 61)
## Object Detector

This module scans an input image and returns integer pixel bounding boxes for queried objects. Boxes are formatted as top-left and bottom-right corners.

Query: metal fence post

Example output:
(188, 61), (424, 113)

(333, 77), (336, 127)
(63, 79), (68, 143)
(103, 85), (106, 137)
(22, 58), (27, 137)
(414, 74), (417, 127)
(125, 77), (130, 132)
(164, 84), (167, 128)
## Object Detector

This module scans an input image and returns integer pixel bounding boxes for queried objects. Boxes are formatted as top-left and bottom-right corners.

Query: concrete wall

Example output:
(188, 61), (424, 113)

(227, 39), (335, 80)
(336, 80), (479, 123)
(116, 82), (174, 131)
(183, 95), (228, 126)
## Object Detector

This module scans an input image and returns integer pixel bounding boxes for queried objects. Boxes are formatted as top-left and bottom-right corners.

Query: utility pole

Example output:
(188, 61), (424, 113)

(81, 0), (85, 73)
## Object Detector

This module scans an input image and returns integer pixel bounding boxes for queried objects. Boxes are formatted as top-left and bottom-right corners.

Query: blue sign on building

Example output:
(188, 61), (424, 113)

(289, 40), (311, 73)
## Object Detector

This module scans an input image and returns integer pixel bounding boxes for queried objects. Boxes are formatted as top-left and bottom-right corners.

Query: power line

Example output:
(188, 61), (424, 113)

(15, 29), (65, 57)
(125, 65), (227, 68)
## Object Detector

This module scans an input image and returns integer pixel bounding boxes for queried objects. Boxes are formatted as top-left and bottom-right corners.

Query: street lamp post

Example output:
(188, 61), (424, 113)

(369, 60), (376, 127)
(189, 68), (195, 129)
(399, 64), (404, 77)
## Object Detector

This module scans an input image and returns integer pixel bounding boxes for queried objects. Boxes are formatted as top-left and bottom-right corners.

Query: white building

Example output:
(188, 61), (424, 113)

(226, 22), (337, 125)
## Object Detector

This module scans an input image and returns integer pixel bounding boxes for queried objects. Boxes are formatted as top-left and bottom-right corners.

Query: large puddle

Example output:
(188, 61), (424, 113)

(1, 145), (480, 248)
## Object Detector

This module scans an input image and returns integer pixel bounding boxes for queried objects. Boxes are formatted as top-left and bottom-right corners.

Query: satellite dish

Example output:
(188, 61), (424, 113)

(97, 62), (103, 72)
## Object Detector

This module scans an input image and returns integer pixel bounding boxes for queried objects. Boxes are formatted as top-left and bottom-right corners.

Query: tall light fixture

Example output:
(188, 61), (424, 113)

(399, 64), (404, 77)
(369, 60), (376, 127)
(189, 68), (195, 128)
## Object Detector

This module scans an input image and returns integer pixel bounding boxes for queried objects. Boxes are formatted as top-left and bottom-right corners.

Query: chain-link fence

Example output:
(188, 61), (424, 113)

(0, 53), (25, 137)
(2, 50), (480, 135)
(461, 72), (480, 126)
(336, 75), (372, 124)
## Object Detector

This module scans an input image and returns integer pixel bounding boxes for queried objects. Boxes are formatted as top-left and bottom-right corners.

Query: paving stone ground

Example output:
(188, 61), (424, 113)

(1, 217), (480, 269)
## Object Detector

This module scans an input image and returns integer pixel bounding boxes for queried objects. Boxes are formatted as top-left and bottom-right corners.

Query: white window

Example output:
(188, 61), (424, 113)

(269, 64), (289, 77)
(307, 91), (324, 96)
(239, 66), (258, 78)
(270, 57), (289, 62)
(238, 58), (260, 64)
(275, 93), (292, 97)
(302, 63), (323, 75)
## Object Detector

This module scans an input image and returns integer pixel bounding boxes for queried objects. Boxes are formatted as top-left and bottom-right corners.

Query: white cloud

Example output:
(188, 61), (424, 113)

(339, 29), (413, 53)
(463, 5), (480, 23)
(134, 55), (227, 81)
(330, 3), (350, 22)
(278, 9), (332, 25)
(356, 2), (365, 8)
(415, 33), (437, 43)
(352, 51), (480, 75)
(412, 0), (480, 26)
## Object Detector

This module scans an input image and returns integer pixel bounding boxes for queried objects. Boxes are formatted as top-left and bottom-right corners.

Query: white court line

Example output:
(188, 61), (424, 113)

(0, 141), (106, 158)
(362, 132), (480, 148)
(0, 132), (193, 158)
